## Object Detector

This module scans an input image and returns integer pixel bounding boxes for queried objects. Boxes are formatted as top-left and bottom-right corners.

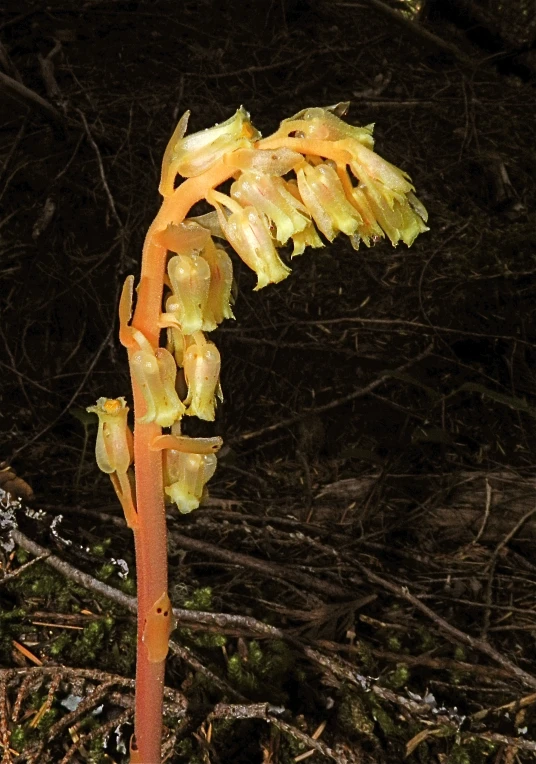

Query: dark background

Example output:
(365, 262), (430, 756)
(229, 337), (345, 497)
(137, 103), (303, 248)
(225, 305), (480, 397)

(1, 1), (536, 761)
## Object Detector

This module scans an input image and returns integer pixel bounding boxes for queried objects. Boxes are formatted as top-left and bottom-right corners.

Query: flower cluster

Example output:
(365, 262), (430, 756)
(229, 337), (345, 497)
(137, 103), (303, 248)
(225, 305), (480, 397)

(91, 103), (428, 518)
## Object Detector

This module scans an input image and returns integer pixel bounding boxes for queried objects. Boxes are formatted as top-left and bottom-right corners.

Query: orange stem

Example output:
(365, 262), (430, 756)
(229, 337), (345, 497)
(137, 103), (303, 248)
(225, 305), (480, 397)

(128, 160), (236, 763)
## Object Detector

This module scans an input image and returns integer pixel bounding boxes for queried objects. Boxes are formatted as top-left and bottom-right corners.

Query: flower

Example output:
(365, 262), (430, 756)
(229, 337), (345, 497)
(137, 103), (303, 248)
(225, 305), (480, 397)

(161, 107), (260, 182)
(231, 172), (310, 245)
(86, 397), (133, 475)
(166, 253), (211, 335)
(183, 333), (221, 421)
(86, 397), (137, 529)
(296, 162), (362, 241)
(164, 450), (218, 513)
(208, 190), (291, 290)
(130, 330), (185, 427)
(280, 104), (375, 148)
(201, 238), (235, 328)
(348, 142), (429, 246)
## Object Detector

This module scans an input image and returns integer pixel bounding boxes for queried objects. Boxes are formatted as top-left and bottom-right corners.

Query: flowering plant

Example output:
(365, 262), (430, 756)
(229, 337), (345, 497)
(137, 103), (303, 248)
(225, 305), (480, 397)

(89, 102), (427, 762)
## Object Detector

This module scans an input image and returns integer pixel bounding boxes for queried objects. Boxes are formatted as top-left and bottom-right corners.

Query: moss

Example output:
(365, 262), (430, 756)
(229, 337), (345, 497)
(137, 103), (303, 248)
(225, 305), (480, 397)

(70, 619), (108, 663)
(416, 625), (436, 652)
(35, 708), (59, 732)
(119, 577), (136, 595)
(49, 631), (71, 658)
(368, 694), (400, 739)
(448, 737), (497, 763)
(385, 663), (410, 690)
(386, 635), (402, 651)
(224, 639), (295, 702)
(90, 538), (111, 558)
(183, 586), (214, 611)
(227, 653), (259, 693)
(95, 562), (116, 581)
(354, 640), (376, 672)
(175, 737), (204, 763)
(109, 627), (136, 674)
(9, 724), (26, 752)
(338, 692), (375, 738)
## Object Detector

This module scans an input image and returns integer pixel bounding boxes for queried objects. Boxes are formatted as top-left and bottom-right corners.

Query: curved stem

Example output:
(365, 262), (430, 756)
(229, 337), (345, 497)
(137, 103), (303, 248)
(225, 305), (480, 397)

(129, 161), (236, 763)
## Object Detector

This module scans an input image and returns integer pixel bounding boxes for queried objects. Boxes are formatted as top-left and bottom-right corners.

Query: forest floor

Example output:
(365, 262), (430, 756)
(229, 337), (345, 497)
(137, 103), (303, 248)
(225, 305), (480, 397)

(1, 0), (536, 762)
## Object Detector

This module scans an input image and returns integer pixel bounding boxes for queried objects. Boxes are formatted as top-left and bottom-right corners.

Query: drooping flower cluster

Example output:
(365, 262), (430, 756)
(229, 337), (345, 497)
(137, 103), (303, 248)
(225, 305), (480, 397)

(90, 103), (428, 518)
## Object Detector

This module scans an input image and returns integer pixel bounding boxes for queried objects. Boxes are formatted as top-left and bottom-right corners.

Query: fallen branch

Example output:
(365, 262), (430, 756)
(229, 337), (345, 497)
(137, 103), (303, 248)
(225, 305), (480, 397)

(0, 70), (67, 132)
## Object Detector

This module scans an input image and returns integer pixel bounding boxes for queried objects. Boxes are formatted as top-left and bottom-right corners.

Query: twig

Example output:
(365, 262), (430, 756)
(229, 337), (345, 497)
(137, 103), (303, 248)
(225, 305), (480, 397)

(481, 503), (536, 638)
(0, 71), (66, 132)
(355, 559), (536, 690)
(170, 531), (354, 598)
(238, 343), (434, 442)
(472, 478), (492, 545)
(336, 0), (475, 67)
(0, 554), (49, 586)
(77, 110), (123, 229)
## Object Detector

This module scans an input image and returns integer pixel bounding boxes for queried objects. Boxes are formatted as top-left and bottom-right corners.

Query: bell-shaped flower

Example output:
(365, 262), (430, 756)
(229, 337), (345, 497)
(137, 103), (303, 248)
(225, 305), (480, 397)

(348, 143), (428, 246)
(231, 172), (310, 245)
(296, 162), (362, 241)
(162, 107), (260, 180)
(87, 397), (133, 475)
(347, 186), (385, 248)
(167, 253), (211, 335)
(130, 330), (185, 427)
(201, 238), (235, 328)
(265, 104), (374, 151)
(183, 333), (221, 421)
(283, 179), (324, 256)
(350, 142), (414, 199)
(86, 397), (137, 529)
(290, 220), (324, 256)
(164, 450), (218, 513)
(208, 190), (291, 290)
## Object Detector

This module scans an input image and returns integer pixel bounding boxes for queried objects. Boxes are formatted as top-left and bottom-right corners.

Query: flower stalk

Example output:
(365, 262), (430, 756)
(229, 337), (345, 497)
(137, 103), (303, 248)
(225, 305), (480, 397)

(89, 102), (428, 763)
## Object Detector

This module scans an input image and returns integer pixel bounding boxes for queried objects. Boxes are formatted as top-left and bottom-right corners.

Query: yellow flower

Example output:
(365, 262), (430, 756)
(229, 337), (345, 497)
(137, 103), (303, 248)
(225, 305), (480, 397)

(348, 143), (428, 246)
(208, 190), (291, 290)
(164, 450), (218, 513)
(130, 330), (185, 427)
(183, 333), (221, 421)
(201, 238), (235, 328)
(296, 162), (362, 241)
(87, 397), (133, 475)
(281, 104), (375, 148)
(166, 253), (211, 335)
(231, 172), (310, 245)
(161, 107), (260, 182)
(86, 397), (137, 529)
